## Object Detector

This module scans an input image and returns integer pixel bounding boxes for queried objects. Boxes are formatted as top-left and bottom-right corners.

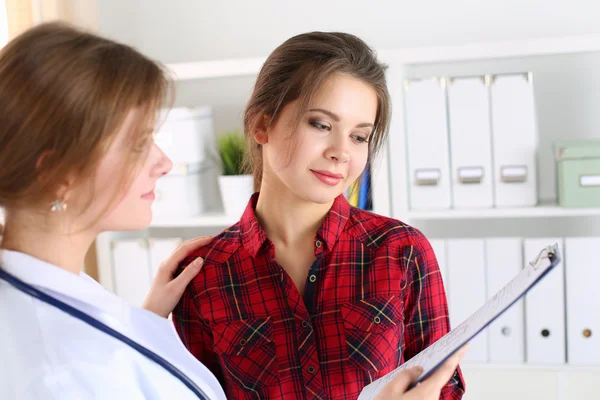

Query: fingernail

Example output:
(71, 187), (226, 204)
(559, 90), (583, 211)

(413, 366), (424, 375)
(192, 258), (204, 268)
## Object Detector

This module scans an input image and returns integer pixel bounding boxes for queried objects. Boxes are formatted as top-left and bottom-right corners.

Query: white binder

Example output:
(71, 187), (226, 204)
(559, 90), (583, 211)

(429, 239), (448, 286)
(489, 73), (538, 207)
(485, 238), (525, 363)
(149, 237), (183, 279)
(111, 239), (152, 307)
(404, 78), (452, 210)
(523, 238), (565, 364)
(565, 237), (600, 365)
(447, 76), (494, 208)
(446, 239), (488, 362)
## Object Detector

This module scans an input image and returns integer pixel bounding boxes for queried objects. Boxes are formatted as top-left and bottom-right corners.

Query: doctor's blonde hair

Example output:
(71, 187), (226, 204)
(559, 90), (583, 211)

(0, 22), (171, 224)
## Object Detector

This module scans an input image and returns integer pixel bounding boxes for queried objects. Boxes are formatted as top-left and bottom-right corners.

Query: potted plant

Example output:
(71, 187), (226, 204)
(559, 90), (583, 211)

(215, 129), (254, 216)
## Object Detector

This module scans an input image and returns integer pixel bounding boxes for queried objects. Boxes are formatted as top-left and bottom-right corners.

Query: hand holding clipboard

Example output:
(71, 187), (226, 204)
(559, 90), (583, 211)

(358, 243), (562, 400)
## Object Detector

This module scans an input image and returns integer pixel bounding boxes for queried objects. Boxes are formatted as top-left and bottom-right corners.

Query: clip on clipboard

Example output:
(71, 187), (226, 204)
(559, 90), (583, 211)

(358, 243), (562, 400)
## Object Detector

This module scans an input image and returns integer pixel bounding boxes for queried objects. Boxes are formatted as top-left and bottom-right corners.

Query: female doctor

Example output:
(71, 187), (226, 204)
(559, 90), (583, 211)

(0, 22), (463, 399)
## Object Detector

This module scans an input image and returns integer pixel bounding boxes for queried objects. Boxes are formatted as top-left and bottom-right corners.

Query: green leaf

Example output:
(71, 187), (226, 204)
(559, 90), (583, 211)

(215, 129), (247, 176)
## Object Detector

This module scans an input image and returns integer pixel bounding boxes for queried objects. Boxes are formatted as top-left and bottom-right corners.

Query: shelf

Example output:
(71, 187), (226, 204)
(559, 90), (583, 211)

(406, 203), (600, 220)
(460, 363), (600, 373)
(380, 34), (600, 65)
(148, 204), (600, 225)
(165, 35), (600, 81)
(165, 57), (265, 80)
(149, 211), (237, 228)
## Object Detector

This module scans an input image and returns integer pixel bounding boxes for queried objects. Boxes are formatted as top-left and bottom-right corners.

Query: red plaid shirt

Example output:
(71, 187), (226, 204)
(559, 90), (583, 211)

(173, 193), (465, 400)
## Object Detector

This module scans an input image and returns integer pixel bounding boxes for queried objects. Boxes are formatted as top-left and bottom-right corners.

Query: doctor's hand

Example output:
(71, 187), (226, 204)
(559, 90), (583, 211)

(142, 236), (212, 318)
(374, 345), (467, 400)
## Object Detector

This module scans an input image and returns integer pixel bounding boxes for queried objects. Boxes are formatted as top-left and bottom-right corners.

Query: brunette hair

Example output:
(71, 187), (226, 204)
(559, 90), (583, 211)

(0, 22), (171, 220)
(243, 31), (391, 191)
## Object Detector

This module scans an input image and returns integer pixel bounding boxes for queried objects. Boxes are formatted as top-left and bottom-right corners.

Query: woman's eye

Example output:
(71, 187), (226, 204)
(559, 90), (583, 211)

(309, 120), (330, 131)
(351, 134), (369, 144)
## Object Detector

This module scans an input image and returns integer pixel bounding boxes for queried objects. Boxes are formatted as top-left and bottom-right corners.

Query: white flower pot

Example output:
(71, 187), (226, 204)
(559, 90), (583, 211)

(218, 174), (254, 217)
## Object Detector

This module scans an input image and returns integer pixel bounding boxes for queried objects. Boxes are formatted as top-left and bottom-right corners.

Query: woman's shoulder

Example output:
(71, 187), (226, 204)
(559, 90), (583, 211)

(178, 221), (245, 269)
(346, 207), (428, 249)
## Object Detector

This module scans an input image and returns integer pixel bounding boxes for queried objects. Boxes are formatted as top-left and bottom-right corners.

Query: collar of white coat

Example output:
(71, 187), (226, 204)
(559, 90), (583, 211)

(0, 249), (129, 321)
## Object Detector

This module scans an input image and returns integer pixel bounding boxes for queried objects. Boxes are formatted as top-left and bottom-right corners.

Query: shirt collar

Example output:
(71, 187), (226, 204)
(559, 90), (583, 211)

(315, 194), (351, 252)
(239, 193), (269, 258)
(0, 249), (128, 319)
(239, 193), (351, 257)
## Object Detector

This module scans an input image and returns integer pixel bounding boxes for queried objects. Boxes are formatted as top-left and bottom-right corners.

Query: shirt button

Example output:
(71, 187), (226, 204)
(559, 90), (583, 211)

(239, 339), (247, 346)
(315, 240), (322, 248)
(373, 316), (381, 324)
(302, 320), (310, 328)
(307, 366), (316, 374)
(309, 274), (317, 283)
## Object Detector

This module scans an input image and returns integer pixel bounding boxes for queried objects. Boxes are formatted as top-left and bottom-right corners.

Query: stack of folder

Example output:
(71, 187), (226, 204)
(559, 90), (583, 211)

(429, 236), (599, 366)
(404, 73), (539, 210)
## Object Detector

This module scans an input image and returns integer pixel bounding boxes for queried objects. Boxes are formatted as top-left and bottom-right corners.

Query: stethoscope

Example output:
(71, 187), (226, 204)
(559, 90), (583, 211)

(0, 268), (209, 400)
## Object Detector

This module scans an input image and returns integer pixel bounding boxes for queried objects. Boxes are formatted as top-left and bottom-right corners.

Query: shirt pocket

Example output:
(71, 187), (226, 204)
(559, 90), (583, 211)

(212, 317), (278, 396)
(340, 296), (404, 374)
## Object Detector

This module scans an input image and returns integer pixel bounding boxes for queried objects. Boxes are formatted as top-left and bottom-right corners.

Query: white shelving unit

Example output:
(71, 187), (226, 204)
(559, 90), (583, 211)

(164, 35), (600, 81)
(407, 203), (600, 220)
(166, 57), (266, 80)
(148, 212), (238, 229)
(95, 34), (600, 400)
(379, 35), (600, 400)
(376, 36), (600, 224)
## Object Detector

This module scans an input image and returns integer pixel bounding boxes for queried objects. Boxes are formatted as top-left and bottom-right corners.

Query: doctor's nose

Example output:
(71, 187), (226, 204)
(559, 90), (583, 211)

(152, 144), (173, 177)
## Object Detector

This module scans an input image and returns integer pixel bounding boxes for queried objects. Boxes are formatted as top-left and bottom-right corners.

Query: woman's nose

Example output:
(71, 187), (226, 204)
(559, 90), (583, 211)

(325, 137), (350, 164)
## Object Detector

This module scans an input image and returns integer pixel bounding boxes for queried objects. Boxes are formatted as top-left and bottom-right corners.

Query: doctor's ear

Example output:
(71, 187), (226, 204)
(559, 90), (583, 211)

(252, 114), (270, 145)
(35, 150), (75, 209)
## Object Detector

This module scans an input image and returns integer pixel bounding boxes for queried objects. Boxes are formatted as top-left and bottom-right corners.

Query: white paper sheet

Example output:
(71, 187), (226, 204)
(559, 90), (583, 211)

(358, 243), (561, 400)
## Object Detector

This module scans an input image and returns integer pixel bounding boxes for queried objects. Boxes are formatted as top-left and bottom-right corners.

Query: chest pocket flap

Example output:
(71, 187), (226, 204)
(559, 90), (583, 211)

(340, 296), (404, 373)
(213, 317), (274, 356)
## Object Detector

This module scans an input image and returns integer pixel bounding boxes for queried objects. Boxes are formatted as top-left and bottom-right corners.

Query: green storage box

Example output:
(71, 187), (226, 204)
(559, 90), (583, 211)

(554, 140), (600, 208)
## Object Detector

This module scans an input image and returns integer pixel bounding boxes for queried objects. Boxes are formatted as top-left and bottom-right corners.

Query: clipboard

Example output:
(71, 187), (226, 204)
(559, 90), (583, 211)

(358, 243), (562, 399)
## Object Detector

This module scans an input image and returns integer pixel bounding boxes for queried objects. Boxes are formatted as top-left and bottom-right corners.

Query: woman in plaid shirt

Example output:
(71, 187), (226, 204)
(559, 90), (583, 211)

(174, 31), (466, 400)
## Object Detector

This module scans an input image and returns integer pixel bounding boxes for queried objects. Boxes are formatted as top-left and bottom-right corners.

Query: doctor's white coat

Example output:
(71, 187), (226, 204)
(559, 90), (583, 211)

(0, 250), (227, 400)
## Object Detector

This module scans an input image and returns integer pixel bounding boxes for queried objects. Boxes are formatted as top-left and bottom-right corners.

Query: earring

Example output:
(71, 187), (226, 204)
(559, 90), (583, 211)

(50, 200), (67, 212)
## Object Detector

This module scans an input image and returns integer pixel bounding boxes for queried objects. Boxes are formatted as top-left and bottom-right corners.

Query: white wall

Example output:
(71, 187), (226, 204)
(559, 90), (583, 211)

(96, 0), (600, 137)
(98, 0), (600, 63)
